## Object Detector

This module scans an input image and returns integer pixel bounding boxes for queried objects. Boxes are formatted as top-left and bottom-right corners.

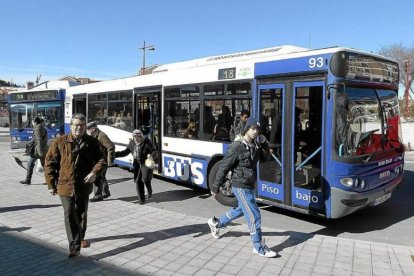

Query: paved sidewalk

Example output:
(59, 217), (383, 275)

(1, 151), (414, 275)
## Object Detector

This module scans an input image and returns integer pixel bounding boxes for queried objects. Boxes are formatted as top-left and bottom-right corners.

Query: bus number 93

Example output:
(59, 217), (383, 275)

(309, 57), (325, 69)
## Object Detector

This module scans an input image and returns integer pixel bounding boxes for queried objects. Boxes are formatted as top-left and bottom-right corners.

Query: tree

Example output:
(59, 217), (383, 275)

(379, 43), (414, 117)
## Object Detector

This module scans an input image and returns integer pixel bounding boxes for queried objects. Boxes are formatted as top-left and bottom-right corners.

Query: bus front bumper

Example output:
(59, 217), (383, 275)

(330, 175), (403, 219)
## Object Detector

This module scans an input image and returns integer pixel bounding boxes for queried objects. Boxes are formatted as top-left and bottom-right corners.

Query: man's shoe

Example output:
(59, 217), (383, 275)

(253, 240), (277, 258)
(207, 217), (220, 239)
(80, 240), (90, 248)
(68, 251), (80, 258)
(103, 193), (111, 198)
(19, 180), (31, 185)
(90, 196), (103, 202)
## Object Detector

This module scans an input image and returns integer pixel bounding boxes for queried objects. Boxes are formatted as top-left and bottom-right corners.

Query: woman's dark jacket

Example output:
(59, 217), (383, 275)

(115, 138), (154, 164)
(33, 123), (48, 158)
(212, 138), (263, 193)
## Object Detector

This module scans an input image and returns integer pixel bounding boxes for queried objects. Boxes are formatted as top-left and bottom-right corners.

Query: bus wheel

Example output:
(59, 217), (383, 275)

(208, 160), (237, 207)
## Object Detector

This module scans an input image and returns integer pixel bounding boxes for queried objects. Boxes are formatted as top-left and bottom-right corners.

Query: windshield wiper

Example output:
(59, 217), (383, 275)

(373, 89), (386, 150)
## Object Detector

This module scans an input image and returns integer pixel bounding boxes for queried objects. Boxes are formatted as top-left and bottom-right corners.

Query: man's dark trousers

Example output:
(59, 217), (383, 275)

(60, 192), (89, 253)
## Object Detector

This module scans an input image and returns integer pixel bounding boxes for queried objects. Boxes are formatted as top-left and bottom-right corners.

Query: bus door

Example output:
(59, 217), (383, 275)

(257, 84), (286, 205)
(258, 81), (326, 215)
(291, 81), (325, 214)
(72, 94), (86, 115)
(134, 87), (161, 172)
(71, 94), (86, 133)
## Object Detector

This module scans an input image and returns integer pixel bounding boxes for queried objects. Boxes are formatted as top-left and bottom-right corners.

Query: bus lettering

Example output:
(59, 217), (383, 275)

(163, 156), (204, 185)
(261, 183), (280, 195)
(378, 159), (392, 166)
(295, 190), (319, 203)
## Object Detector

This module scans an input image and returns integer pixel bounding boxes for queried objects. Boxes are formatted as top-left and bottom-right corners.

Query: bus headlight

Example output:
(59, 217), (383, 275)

(11, 136), (16, 141)
(360, 179), (366, 189)
(51, 134), (55, 138)
(17, 137), (21, 141)
(340, 177), (354, 188)
(56, 133), (61, 137)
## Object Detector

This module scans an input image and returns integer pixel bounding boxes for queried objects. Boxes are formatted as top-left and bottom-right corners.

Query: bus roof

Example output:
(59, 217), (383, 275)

(64, 45), (397, 95)
(152, 45), (309, 73)
(10, 80), (80, 94)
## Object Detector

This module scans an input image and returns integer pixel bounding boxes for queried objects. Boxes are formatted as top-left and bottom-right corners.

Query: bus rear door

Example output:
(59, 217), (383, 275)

(257, 80), (326, 216)
(134, 86), (162, 173)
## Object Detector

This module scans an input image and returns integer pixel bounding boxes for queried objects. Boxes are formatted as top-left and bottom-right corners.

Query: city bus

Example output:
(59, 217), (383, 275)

(64, 45), (404, 218)
(7, 80), (79, 149)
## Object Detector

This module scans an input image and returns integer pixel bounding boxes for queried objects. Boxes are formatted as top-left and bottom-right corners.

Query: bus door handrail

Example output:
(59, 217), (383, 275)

(296, 147), (322, 171)
(271, 153), (282, 167)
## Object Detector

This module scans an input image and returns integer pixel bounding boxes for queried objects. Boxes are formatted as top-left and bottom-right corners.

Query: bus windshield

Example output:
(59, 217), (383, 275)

(10, 101), (63, 129)
(334, 86), (401, 160)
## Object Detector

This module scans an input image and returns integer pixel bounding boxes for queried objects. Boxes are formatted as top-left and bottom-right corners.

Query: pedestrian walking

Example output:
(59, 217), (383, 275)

(208, 117), (277, 258)
(115, 129), (154, 204)
(44, 113), (106, 258)
(19, 117), (48, 185)
(87, 121), (115, 202)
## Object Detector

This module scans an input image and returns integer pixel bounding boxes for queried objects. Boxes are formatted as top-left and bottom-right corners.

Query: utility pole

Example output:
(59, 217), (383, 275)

(404, 60), (412, 118)
(139, 41), (155, 75)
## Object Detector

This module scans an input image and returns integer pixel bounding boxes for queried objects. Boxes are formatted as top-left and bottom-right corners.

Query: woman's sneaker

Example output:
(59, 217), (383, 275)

(253, 240), (277, 258)
(207, 217), (220, 239)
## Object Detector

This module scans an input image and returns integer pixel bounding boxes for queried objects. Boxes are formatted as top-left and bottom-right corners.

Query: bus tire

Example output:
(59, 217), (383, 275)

(208, 160), (237, 207)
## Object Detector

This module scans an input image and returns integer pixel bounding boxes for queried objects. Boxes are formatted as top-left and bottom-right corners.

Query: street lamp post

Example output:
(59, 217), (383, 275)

(139, 40), (155, 75)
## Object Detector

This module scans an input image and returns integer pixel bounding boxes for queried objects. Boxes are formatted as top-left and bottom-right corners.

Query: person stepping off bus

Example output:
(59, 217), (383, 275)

(208, 118), (277, 258)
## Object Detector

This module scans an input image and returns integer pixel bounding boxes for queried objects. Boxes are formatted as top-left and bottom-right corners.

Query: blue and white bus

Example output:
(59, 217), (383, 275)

(63, 45), (404, 218)
(7, 80), (79, 149)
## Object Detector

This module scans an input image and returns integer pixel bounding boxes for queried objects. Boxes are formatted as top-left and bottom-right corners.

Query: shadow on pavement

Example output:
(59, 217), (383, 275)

(0, 226), (31, 233)
(115, 189), (207, 204)
(88, 222), (323, 260)
(0, 225), (139, 275)
(107, 177), (133, 185)
(89, 223), (210, 260)
(0, 204), (61, 213)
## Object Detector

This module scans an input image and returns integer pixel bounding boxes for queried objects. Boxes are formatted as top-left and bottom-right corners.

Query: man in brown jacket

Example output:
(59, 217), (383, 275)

(44, 113), (106, 258)
(86, 121), (115, 202)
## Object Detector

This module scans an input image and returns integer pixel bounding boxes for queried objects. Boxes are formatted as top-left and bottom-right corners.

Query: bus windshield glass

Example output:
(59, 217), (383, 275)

(10, 101), (63, 129)
(334, 87), (401, 160)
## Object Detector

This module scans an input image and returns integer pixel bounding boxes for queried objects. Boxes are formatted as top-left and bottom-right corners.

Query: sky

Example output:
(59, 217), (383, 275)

(1, 0), (413, 86)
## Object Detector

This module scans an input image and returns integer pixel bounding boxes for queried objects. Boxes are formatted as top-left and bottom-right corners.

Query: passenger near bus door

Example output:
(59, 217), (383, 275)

(44, 113), (106, 258)
(86, 121), (115, 202)
(208, 118), (277, 258)
(19, 117), (48, 185)
(115, 129), (156, 204)
(230, 109), (250, 141)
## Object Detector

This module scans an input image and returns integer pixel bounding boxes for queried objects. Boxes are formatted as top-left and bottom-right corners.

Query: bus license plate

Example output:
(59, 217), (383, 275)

(373, 193), (391, 206)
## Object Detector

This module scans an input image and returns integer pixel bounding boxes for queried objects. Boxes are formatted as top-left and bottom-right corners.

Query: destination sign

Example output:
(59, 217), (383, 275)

(11, 90), (59, 102)
(330, 52), (399, 84)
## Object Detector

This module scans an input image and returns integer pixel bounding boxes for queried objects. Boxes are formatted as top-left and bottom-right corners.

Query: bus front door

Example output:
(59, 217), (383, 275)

(134, 87), (161, 173)
(258, 81), (325, 215)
